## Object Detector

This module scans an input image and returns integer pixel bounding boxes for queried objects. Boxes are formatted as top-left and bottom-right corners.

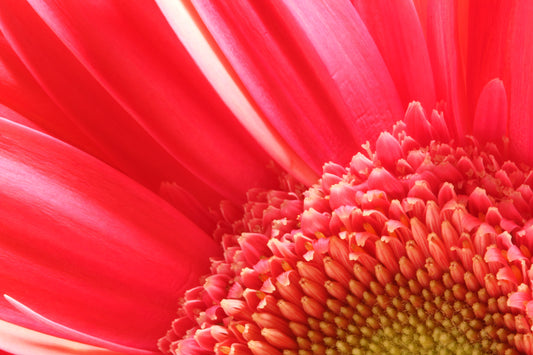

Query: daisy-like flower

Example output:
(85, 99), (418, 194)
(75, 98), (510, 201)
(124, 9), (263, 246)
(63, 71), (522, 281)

(0, 1), (533, 355)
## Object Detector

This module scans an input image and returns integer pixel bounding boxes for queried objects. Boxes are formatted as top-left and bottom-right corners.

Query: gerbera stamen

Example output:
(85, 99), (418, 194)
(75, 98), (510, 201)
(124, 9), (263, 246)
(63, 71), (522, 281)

(160, 103), (533, 355)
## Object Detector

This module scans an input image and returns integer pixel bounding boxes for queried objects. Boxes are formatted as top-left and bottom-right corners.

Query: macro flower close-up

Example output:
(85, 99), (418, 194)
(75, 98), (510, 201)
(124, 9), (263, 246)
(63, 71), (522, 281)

(1, 0), (533, 354)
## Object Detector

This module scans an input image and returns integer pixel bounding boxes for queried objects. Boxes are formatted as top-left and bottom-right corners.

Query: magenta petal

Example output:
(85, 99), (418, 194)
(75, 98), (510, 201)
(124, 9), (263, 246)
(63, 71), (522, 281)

(352, 0), (436, 110)
(0, 118), (220, 351)
(187, 0), (402, 172)
(473, 79), (508, 144)
(0, 1), (282, 206)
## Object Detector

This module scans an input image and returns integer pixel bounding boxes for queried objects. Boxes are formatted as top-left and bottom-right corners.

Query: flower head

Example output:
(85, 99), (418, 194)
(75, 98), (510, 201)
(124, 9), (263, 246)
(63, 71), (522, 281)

(1, 1), (533, 354)
(160, 105), (533, 354)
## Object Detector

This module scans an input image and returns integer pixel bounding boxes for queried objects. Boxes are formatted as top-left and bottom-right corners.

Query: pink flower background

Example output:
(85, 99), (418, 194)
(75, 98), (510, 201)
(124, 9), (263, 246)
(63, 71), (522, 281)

(0, 1), (531, 354)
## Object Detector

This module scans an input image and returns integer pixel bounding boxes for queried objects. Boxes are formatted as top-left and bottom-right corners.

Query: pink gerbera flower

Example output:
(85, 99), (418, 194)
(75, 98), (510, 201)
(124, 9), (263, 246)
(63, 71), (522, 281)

(1, 1), (533, 354)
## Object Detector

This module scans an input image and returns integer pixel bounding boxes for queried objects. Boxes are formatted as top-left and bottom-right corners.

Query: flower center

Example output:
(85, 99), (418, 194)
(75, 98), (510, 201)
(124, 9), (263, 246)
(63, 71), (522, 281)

(321, 268), (515, 355)
(159, 112), (533, 355)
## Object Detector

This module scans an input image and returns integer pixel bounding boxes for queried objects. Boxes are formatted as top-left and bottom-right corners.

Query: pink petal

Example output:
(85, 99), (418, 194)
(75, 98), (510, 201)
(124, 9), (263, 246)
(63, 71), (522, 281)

(473, 79), (508, 143)
(5, 296), (156, 354)
(0, 320), (132, 355)
(426, 0), (467, 137)
(509, 1), (533, 165)
(0, 118), (220, 351)
(351, 0), (436, 110)
(404, 102), (433, 145)
(155, 0), (317, 186)
(0, 2), (224, 216)
(466, 1), (515, 119)
(0, 33), (97, 142)
(456, 0), (469, 77)
(412, 0), (428, 38)
(159, 182), (217, 232)
(181, 0), (402, 172)
(0, 1), (282, 207)
(0, 103), (41, 131)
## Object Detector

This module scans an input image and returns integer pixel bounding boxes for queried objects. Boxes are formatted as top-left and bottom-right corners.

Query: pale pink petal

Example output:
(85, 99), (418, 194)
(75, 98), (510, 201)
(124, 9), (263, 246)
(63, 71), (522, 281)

(473, 79), (508, 143)
(426, 0), (467, 137)
(0, 1), (282, 207)
(0, 319), (135, 355)
(351, 0), (436, 110)
(5, 297), (156, 354)
(0, 118), (220, 351)
(181, 0), (402, 172)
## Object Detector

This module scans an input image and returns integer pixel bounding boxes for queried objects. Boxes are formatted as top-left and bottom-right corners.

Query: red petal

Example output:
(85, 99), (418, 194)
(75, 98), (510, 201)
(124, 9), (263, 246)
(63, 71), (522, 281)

(0, 33), (88, 137)
(404, 102), (433, 145)
(508, 1), (533, 165)
(0, 1), (281, 206)
(0, 119), (220, 351)
(182, 0), (402, 172)
(473, 79), (508, 143)
(0, 102), (41, 131)
(352, 0), (436, 110)
(413, 0), (428, 38)
(426, 0), (467, 137)
(466, 1), (515, 119)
